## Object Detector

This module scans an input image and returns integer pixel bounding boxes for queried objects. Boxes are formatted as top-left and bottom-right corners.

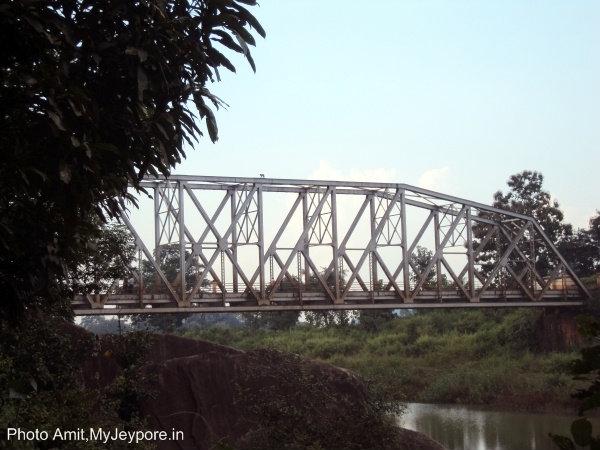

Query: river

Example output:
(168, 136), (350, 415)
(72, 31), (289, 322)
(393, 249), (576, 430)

(397, 402), (600, 450)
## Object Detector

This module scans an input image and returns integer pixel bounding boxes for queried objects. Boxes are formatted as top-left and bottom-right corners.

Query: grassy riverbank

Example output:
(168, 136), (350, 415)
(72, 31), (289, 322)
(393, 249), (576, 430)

(182, 309), (582, 412)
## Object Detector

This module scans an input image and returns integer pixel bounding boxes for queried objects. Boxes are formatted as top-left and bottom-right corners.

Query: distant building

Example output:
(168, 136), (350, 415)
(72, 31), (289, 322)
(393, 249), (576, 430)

(546, 273), (600, 290)
(548, 275), (577, 290)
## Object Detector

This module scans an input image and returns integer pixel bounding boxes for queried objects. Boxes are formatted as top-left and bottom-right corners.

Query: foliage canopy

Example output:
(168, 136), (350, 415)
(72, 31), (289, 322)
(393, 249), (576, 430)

(0, 0), (264, 318)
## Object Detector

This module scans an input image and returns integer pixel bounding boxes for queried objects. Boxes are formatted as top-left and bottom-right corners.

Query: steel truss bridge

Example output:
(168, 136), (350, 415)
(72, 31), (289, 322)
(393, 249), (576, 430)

(73, 175), (591, 315)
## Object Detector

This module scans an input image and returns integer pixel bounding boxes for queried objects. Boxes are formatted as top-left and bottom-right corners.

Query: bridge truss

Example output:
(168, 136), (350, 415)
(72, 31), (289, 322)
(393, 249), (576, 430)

(72, 176), (590, 315)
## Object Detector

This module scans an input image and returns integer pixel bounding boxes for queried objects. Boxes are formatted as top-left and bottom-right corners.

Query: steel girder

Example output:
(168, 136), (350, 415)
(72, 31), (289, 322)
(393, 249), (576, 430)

(72, 175), (591, 315)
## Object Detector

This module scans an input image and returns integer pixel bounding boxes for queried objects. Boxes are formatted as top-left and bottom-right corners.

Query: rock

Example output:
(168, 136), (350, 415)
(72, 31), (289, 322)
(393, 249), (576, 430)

(81, 329), (444, 450)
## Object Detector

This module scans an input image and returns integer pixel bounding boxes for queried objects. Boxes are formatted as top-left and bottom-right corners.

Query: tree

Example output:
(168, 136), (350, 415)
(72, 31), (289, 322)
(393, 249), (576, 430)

(140, 244), (207, 292)
(304, 309), (354, 327)
(410, 245), (436, 288)
(590, 212), (600, 248)
(494, 171), (566, 241)
(133, 244), (209, 332)
(79, 315), (125, 335)
(474, 171), (569, 279)
(243, 311), (300, 330)
(247, 271), (302, 330)
(180, 313), (243, 330)
(558, 226), (599, 278)
(69, 221), (136, 295)
(358, 309), (396, 332)
(302, 268), (355, 327)
(406, 245), (453, 290)
(587, 211), (600, 274)
(0, 0), (264, 319)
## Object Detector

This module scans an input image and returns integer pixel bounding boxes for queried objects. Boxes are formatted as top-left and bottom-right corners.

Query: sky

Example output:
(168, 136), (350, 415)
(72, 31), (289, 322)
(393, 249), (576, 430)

(174, 0), (600, 230)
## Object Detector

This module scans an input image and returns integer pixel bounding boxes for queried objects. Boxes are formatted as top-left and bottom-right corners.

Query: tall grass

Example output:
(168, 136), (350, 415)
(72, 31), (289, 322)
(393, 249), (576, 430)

(182, 309), (580, 412)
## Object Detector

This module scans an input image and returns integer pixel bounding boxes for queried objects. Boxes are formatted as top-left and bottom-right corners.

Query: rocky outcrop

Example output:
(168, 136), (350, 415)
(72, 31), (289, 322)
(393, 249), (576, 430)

(82, 331), (444, 449)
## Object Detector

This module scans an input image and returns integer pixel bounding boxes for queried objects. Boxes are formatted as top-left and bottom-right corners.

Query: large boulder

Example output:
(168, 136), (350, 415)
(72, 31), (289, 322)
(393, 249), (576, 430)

(85, 332), (444, 450)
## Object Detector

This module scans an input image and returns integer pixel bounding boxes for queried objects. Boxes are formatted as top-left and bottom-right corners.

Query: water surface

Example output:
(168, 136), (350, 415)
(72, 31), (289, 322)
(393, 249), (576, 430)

(397, 402), (599, 450)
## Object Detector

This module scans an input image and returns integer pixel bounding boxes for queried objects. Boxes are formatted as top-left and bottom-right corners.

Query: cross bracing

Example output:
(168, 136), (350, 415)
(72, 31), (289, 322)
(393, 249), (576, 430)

(72, 175), (591, 315)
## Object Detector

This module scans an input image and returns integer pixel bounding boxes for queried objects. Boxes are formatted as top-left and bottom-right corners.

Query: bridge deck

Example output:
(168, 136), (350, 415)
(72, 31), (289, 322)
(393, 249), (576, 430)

(73, 289), (585, 315)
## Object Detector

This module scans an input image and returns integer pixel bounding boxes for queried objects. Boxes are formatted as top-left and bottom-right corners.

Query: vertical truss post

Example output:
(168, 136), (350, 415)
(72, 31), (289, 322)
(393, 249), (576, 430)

(434, 210), (442, 300)
(368, 253), (373, 293)
(138, 248), (143, 303)
(178, 182), (187, 305)
(466, 207), (476, 301)
(153, 186), (161, 292)
(153, 187), (160, 256)
(258, 186), (266, 301)
(220, 250), (226, 303)
(369, 196), (379, 290)
(530, 236), (536, 293)
(340, 256), (344, 288)
(230, 189), (239, 293)
(400, 190), (410, 301)
(331, 187), (341, 302)
(302, 192), (310, 288)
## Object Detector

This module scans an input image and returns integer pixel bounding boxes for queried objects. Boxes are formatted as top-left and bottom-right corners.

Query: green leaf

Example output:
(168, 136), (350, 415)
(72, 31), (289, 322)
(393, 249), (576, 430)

(203, 106), (218, 142)
(232, 31), (255, 72)
(213, 32), (244, 54)
(208, 48), (236, 73)
(216, 13), (256, 46)
(233, 3), (266, 38)
(48, 111), (66, 131)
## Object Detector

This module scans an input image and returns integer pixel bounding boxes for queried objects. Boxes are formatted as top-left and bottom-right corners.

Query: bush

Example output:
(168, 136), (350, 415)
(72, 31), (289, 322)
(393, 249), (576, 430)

(0, 313), (155, 449)
(420, 364), (510, 404)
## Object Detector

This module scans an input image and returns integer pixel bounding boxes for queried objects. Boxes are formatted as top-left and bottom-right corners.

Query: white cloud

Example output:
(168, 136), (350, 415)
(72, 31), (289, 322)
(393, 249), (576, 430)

(309, 160), (398, 183)
(417, 166), (450, 191)
(562, 205), (596, 230)
(308, 161), (453, 194)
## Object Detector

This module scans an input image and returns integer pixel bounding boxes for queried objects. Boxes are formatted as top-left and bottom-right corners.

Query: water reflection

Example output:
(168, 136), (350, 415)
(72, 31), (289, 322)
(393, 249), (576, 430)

(397, 403), (600, 450)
